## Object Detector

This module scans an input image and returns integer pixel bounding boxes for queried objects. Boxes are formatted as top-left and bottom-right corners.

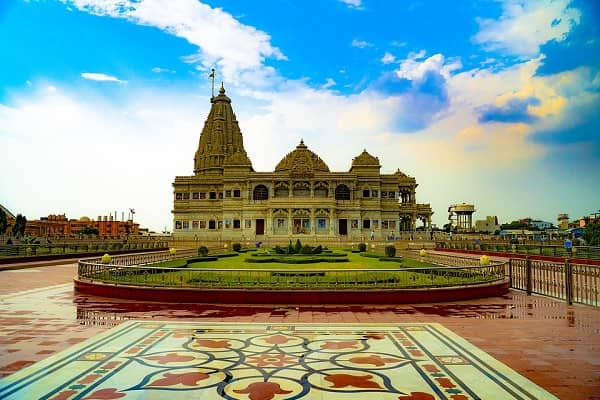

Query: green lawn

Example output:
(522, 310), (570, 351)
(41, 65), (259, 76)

(90, 249), (500, 289)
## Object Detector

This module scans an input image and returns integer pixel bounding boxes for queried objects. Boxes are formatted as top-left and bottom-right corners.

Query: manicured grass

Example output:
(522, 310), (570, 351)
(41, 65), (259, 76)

(89, 249), (500, 288)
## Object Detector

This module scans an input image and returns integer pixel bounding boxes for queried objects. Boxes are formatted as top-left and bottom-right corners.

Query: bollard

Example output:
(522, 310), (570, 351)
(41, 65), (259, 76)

(565, 259), (573, 305)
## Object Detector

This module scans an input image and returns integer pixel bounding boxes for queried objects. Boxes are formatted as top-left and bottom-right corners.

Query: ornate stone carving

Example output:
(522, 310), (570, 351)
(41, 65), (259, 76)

(351, 150), (380, 167)
(224, 151), (252, 166)
(275, 140), (330, 176)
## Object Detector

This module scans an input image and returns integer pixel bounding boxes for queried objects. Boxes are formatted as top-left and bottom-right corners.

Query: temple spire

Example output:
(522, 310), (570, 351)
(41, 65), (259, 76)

(194, 83), (252, 174)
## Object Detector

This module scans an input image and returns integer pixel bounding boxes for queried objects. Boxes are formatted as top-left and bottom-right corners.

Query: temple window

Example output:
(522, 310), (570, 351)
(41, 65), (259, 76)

(199, 192), (206, 199)
(253, 185), (269, 200)
(314, 183), (328, 198)
(233, 219), (241, 229)
(183, 193), (190, 200)
(362, 189), (370, 198)
(335, 184), (350, 200)
(175, 193), (183, 200)
(233, 189), (241, 198)
(225, 190), (232, 198)
(274, 185), (289, 198)
(372, 190), (378, 198)
(209, 220), (216, 229)
(292, 182), (310, 197)
(209, 192), (217, 200)
(192, 192), (200, 200)
(363, 220), (371, 229)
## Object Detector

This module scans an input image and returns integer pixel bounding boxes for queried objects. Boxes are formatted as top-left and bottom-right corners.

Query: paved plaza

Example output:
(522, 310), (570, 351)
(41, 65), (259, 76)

(0, 261), (599, 399)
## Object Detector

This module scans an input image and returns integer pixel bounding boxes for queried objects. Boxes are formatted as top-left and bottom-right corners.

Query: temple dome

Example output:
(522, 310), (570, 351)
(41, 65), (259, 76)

(351, 149), (380, 167)
(394, 168), (409, 178)
(275, 140), (330, 173)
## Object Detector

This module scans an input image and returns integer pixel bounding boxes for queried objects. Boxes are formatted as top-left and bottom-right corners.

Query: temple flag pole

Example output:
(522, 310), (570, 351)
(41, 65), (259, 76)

(209, 68), (215, 98)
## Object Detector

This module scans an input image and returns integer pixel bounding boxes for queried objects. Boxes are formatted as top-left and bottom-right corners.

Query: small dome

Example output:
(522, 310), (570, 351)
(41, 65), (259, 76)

(394, 168), (409, 177)
(275, 140), (330, 173)
(352, 149), (380, 167)
(79, 216), (91, 222)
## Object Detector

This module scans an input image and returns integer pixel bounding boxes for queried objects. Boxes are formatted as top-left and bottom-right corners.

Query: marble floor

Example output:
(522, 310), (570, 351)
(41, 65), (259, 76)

(0, 262), (599, 399)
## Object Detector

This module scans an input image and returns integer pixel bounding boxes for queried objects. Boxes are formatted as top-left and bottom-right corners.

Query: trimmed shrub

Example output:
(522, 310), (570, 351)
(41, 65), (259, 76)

(385, 245), (396, 257)
(187, 256), (218, 263)
(359, 252), (381, 259)
(287, 242), (295, 254)
(198, 246), (209, 256)
(215, 252), (239, 258)
(232, 243), (242, 252)
(311, 245), (323, 254)
(300, 245), (313, 254)
(245, 256), (349, 264)
(358, 243), (367, 252)
(274, 245), (285, 254)
(294, 239), (302, 254)
(379, 256), (403, 263)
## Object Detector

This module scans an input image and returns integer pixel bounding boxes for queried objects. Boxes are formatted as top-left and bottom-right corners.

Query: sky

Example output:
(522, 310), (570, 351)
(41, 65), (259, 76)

(0, 0), (599, 232)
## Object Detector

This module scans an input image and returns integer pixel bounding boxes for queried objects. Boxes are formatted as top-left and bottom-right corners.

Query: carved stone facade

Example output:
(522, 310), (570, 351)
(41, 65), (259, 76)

(172, 85), (433, 241)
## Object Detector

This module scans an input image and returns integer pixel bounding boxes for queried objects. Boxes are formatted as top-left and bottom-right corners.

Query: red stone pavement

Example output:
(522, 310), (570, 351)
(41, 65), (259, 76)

(0, 261), (598, 399)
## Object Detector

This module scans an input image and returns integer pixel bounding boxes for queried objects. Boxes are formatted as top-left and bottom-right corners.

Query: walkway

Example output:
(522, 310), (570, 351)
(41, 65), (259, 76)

(0, 260), (598, 399)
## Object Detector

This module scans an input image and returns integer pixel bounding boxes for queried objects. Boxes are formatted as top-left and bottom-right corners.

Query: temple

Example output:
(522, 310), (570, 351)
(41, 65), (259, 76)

(172, 84), (433, 240)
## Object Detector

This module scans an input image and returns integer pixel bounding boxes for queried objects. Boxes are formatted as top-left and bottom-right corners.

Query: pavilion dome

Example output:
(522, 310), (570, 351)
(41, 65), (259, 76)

(351, 149), (380, 167)
(275, 140), (330, 173)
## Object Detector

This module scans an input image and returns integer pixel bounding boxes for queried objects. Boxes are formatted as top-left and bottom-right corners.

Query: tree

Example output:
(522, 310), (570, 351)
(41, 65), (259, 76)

(79, 226), (99, 236)
(12, 214), (27, 237)
(0, 208), (7, 235)
(582, 222), (600, 246)
(500, 221), (528, 230)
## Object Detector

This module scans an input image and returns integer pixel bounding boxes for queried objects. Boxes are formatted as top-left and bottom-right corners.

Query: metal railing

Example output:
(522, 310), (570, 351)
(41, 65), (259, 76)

(509, 258), (599, 306)
(438, 242), (600, 260)
(83, 249), (197, 266)
(77, 258), (507, 290)
(0, 242), (169, 257)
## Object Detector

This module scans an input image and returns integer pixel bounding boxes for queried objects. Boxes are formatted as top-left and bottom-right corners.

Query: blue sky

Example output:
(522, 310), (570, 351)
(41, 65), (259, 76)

(1, 0), (599, 231)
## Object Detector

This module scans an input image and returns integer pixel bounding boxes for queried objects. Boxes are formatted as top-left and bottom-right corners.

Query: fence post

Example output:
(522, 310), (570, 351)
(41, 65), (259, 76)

(508, 258), (513, 287)
(565, 258), (573, 305)
(526, 256), (532, 295)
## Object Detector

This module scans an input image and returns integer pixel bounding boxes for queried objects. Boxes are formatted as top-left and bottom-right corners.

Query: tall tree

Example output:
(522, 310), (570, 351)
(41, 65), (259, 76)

(582, 222), (600, 246)
(0, 209), (7, 235)
(12, 214), (27, 237)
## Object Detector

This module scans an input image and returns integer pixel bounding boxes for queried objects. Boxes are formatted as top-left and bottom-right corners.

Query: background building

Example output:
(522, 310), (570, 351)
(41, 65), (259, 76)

(23, 214), (139, 238)
(172, 85), (433, 241)
(474, 216), (500, 234)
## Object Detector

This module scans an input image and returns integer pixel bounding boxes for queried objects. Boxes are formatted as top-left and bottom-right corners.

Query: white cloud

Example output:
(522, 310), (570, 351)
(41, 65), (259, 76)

(351, 39), (373, 48)
(0, 85), (202, 232)
(61, 0), (286, 83)
(321, 78), (336, 89)
(381, 52), (396, 64)
(151, 67), (175, 73)
(339, 0), (363, 9)
(395, 52), (462, 81)
(473, 0), (581, 57)
(81, 72), (125, 83)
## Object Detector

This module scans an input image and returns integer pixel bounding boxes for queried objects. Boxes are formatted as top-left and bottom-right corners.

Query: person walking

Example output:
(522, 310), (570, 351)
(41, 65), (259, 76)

(370, 230), (375, 240)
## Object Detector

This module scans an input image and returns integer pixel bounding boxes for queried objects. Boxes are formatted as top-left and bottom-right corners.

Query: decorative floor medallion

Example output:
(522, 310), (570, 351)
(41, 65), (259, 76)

(0, 321), (557, 399)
